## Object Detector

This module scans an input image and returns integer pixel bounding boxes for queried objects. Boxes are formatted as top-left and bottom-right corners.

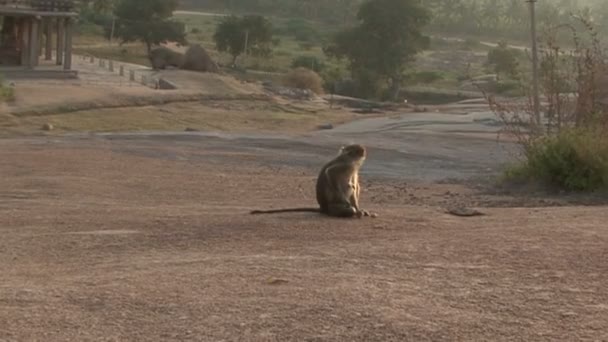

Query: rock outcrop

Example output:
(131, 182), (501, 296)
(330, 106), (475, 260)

(181, 44), (219, 73)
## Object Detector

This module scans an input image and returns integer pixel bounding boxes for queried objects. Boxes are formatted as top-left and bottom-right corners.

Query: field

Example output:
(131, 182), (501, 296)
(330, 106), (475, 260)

(1, 131), (607, 341)
(1, 8), (606, 342)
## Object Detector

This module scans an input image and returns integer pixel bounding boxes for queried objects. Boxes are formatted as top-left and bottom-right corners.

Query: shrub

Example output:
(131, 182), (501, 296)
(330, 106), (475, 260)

(291, 55), (325, 73)
(462, 38), (482, 50)
(1, 85), (14, 102)
(488, 17), (608, 192)
(486, 41), (521, 80)
(298, 41), (315, 50)
(282, 19), (320, 42)
(506, 128), (608, 191)
(0, 75), (14, 102)
(494, 80), (522, 96)
(284, 67), (324, 94)
(78, 6), (113, 27)
(405, 71), (444, 84)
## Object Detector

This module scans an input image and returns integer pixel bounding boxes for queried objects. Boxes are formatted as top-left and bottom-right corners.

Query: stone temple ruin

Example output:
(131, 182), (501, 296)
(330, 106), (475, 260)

(0, 0), (78, 78)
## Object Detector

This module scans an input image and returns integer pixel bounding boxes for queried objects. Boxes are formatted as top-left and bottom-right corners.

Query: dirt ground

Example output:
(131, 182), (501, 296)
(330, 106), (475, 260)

(1, 136), (606, 341)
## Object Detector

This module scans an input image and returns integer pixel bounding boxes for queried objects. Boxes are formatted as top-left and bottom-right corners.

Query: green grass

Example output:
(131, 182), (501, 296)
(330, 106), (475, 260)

(0, 100), (358, 136)
(174, 13), (337, 73)
(74, 43), (151, 66)
(0, 74), (15, 103)
(504, 127), (608, 192)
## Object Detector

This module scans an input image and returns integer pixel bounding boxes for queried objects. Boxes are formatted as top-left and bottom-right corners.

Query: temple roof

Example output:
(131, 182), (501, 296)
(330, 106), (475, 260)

(0, 0), (78, 16)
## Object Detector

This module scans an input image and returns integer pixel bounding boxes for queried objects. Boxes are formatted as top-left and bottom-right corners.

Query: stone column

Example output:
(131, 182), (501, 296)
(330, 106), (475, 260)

(19, 18), (29, 67)
(63, 18), (73, 70)
(56, 18), (64, 65)
(28, 18), (40, 68)
(38, 19), (44, 57)
(45, 18), (53, 61)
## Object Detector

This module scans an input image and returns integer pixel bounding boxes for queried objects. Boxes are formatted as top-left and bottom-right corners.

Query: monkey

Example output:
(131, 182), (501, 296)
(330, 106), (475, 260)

(250, 144), (375, 218)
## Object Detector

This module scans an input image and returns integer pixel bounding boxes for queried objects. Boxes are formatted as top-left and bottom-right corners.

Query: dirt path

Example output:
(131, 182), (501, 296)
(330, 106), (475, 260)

(0, 136), (606, 341)
(86, 107), (515, 183)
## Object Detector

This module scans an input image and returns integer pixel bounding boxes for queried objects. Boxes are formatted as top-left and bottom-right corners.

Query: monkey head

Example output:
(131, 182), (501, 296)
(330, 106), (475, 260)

(339, 144), (367, 162)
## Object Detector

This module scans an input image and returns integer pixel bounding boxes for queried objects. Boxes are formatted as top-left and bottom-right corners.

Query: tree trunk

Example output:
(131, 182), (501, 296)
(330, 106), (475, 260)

(145, 40), (152, 54)
(389, 76), (402, 102)
(231, 54), (238, 67)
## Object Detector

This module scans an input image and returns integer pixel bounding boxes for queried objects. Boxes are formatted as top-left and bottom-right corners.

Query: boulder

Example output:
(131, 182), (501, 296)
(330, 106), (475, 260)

(149, 47), (183, 70)
(181, 44), (219, 73)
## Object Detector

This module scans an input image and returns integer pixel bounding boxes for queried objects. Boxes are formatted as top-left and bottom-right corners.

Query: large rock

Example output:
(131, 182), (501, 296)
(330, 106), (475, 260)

(181, 44), (219, 73)
(149, 47), (183, 70)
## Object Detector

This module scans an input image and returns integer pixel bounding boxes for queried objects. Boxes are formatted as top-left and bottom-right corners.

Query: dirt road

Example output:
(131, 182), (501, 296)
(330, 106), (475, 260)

(0, 132), (606, 341)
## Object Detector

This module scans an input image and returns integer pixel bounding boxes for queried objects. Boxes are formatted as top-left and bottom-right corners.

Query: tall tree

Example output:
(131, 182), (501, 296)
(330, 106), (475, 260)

(80, 0), (114, 12)
(111, 0), (186, 53)
(325, 0), (430, 99)
(486, 41), (521, 80)
(213, 15), (273, 66)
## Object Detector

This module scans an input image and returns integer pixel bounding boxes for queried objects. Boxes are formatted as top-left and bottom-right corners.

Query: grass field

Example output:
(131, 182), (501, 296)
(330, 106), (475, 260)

(0, 99), (361, 137)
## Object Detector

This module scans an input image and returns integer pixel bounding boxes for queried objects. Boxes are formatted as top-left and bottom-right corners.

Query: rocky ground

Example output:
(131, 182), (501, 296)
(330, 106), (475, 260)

(0, 128), (606, 341)
(1, 51), (606, 341)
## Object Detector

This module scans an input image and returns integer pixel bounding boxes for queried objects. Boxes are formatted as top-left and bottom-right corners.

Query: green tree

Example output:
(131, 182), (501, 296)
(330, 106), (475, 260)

(486, 41), (520, 80)
(213, 15), (273, 66)
(324, 0), (430, 99)
(80, 0), (114, 12)
(110, 0), (186, 53)
(291, 55), (325, 73)
(92, 0), (115, 12)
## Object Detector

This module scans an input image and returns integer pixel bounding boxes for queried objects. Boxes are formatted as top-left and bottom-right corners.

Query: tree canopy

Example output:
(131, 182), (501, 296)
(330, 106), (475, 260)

(213, 15), (273, 66)
(486, 41), (521, 80)
(110, 0), (187, 53)
(324, 0), (430, 99)
(180, 0), (608, 38)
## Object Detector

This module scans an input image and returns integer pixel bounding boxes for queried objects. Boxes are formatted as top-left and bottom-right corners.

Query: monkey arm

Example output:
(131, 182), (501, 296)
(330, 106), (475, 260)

(349, 191), (359, 210)
(324, 163), (354, 204)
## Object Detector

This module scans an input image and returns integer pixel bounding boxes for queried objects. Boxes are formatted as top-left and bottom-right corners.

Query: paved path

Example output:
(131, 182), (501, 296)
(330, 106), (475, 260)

(45, 109), (516, 183)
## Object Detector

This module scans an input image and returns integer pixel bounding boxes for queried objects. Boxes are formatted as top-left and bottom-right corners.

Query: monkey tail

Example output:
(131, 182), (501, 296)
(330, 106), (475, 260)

(250, 208), (320, 215)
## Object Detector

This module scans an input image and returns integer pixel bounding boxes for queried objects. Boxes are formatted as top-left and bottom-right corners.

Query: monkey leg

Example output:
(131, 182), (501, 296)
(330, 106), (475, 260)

(348, 195), (371, 218)
(358, 209), (370, 216)
(326, 203), (359, 218)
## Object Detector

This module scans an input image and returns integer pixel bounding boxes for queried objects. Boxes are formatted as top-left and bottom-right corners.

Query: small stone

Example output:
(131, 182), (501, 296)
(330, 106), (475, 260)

(41, 123), (54, 131)
(318, 123), (334, 130)
(267, 278), (289, 285)
(446, 207), (485, 217)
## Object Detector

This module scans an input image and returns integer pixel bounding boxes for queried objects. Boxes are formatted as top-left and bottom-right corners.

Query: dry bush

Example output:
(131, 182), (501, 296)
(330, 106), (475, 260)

(283, 67), (324, 95)
(483, 16), (608, 191)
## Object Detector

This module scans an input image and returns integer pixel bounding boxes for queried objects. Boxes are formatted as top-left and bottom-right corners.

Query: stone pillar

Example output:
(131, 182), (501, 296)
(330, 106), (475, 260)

(45, 18), (53, 61)
(19, 19), (29, 67)
(38, 19), (44, 57)
(56, 18), (64, 65)
(63, 18), (73, 70)
(28, 18), (40, 68)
